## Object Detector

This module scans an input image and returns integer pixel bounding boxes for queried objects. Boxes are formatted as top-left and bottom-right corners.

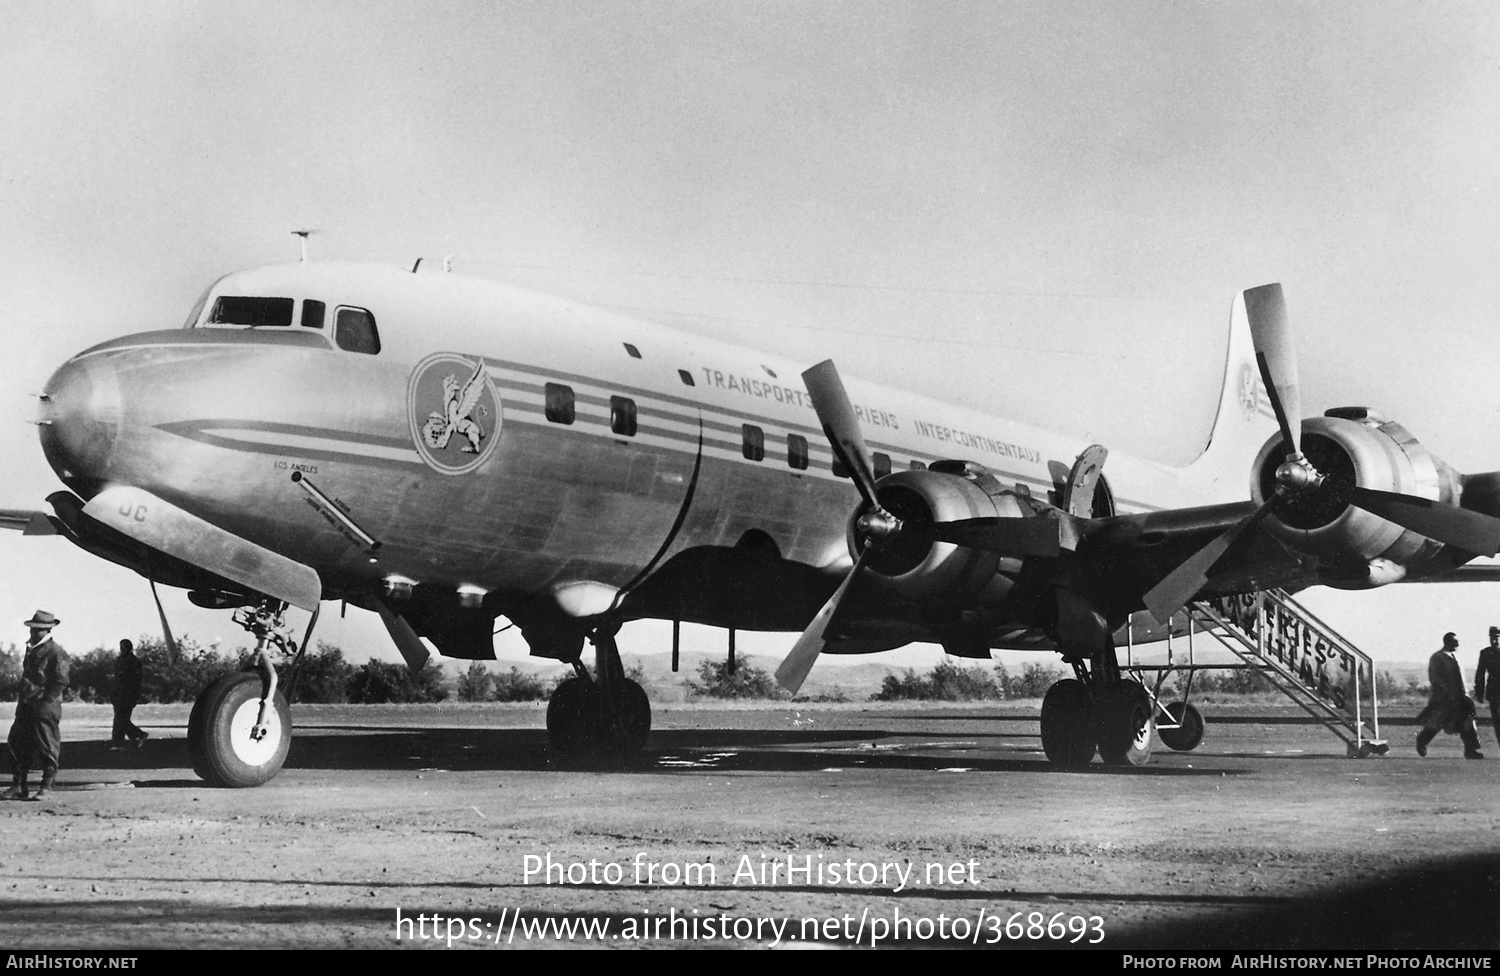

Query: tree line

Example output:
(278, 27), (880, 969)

(0, 638), (448, 705)
(0, 638), (1435, 705)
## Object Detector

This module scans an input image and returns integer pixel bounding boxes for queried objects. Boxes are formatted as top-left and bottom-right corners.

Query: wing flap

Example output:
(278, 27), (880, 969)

(82, 485), (322, 610)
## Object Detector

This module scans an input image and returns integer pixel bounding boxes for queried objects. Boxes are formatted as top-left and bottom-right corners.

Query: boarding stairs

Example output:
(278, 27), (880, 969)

(1125, 589), (1388, 758)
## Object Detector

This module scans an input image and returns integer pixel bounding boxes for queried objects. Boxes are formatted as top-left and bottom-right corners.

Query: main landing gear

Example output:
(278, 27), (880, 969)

(1040, 672), (1156, 767)
(1039, 599), (1156, 767)
(546, 626), (651, 765)
(187, 602), (295, 787)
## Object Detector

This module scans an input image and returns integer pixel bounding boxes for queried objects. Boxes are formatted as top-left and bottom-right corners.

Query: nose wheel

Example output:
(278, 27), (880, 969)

(187, 671), (291, 787)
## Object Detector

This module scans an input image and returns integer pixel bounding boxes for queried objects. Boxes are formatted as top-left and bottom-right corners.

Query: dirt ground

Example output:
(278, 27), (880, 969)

(0, 700), (1496, 951)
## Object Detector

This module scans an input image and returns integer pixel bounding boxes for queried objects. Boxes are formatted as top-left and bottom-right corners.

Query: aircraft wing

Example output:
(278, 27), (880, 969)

(0, 509), (60, 535)
(1079, 501), (1320, 605)
(809, 500), (1320, 659)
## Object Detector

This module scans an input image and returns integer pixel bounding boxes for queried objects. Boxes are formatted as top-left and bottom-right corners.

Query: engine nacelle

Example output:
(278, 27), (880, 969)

(851, 465), (1032, 607)
(1250, 407), (1461, 587)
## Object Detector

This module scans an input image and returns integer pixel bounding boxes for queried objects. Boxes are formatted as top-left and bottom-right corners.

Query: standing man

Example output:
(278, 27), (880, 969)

(1476, 626), (1500, 750)
(109, 639), (148, 751)
(2, 610), (71, 801)
(1415, 632), (1483, 760)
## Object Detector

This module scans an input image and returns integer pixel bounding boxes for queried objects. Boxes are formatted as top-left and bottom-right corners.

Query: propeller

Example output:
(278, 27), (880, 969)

(774, 360), (1065, 694)
(773, 549), (870, 694)
(1144, 284), (1500, 623)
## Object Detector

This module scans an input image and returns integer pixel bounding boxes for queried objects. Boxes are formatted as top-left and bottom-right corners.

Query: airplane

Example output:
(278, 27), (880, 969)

(9, 257), (1500, 787)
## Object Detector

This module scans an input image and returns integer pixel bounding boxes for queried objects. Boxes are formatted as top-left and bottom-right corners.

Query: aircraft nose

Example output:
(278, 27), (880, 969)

(38, 352), (122, 493)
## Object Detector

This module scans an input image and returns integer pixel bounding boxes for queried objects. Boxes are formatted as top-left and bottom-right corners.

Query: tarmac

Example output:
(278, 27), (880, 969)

(0, 700), (1495, 951)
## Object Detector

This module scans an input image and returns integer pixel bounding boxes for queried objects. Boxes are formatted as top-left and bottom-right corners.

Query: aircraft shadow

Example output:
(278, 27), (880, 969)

(1116, 851), (1500, 950)
(61, 727), (1243, 779)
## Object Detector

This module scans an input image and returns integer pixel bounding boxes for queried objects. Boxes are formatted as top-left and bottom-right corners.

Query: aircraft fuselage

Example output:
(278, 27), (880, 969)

(38, 261), (1258, 653)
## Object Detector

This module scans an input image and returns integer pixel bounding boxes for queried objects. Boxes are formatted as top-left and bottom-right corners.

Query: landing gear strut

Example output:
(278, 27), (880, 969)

(545, 626), (650, 765)
(187, 601), (295, 788)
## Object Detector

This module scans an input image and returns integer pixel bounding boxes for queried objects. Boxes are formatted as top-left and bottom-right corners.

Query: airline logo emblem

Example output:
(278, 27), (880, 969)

(408, 353), (500, 475)
(1236, 361), (1279, 424)
(1238, 362), (1259, 421)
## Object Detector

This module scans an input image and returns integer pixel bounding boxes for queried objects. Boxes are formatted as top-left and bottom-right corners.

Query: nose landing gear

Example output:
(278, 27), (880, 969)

(186, 601), (298, 788)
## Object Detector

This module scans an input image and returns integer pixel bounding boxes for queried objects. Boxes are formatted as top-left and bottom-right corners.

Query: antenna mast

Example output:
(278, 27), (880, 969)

(291, 229), (317, 263)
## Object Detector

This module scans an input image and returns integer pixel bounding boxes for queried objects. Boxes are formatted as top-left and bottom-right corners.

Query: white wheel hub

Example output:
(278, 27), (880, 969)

(229, 698), (282, 766)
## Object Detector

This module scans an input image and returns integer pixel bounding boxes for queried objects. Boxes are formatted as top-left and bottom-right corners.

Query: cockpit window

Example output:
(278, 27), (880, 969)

(209, 296), (294, 327)
(335, 306), (380, 354)
(182, 284), (215, 329)
(301, 299), (326, 329)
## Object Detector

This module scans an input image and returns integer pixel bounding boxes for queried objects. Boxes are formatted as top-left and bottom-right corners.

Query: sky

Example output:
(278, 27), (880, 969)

(3, 1), (1500, 672)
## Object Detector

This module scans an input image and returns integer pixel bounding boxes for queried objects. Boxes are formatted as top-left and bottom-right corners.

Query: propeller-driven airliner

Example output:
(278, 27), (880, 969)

(8, 259), (1500, 786)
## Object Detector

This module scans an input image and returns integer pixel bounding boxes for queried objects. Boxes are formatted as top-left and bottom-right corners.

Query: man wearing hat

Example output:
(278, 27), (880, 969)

(1415, 632), (1483, 760)
(3, 610), (71, 801)
(1476, 626), (1500, 750)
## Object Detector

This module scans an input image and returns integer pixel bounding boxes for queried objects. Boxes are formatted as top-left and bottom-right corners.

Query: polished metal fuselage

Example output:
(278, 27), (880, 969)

(39, 262), (1259, 638)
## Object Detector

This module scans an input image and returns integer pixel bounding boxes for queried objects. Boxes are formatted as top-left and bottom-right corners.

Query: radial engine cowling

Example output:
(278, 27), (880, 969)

(851, 467), (1031, 608)
(1251, 408), (1461, 587)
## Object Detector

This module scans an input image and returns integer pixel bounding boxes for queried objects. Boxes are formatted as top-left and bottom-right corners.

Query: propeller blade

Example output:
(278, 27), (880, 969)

(907, 516), (1063, 557)
(1243, 284), (1301, 458)
(150, 579), (180, 665)
(775, 551), (869, 695)
(802, 360), (882, 511)
(1342, 487), (1500, 558)
(1143, 496), (1278, 623)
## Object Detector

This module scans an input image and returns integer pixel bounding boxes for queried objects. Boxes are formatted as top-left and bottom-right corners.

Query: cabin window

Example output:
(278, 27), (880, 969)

(873, 452), (891, 479)
(742, 424), (765, 461)
(832, 456), (849, 478)
(909, 460), (927, 471)
(301, 299), (326, 329)
(334, 306), (380, 354)
(787, 434), (808, 471)
(624, 343), (641, 359)
(678, 369), (695, 386)
(545, 383), (576, 425)
(610, 396), (637, 436)
(209, 296), (294, 327)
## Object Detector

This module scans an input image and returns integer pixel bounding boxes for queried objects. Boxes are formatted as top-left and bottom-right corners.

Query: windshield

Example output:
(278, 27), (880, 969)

(208, 296), (294, 327)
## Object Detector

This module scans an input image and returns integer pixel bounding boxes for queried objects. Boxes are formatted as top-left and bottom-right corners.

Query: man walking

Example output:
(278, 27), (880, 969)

(109, 639), (148, 751)
(3, 610), (71, 801)
(1416, 632), (1483, 760)
(1477, 626), (1500, 750)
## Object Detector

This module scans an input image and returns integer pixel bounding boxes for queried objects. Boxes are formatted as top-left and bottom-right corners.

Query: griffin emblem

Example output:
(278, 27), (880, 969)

(407, 353), (501, 475)
(422, 361), (488, 453)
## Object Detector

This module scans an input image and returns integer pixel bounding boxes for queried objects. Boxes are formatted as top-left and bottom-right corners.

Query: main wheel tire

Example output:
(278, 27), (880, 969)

(1157, 701), (1205, 752)
(607, 678), (652, 759)
(546, 677), (602, 760)
(1040, 679), (1097, 766)
(187, 671), (291, 788)
(1097, 680), (1155, 766)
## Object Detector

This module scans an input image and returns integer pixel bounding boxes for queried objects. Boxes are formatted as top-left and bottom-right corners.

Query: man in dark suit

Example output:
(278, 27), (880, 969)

(3, 610), (71, 801)
(1476, 626), (1500, 750)
(109, 639), (148, 751)
(1416, 632), (1483, 759)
